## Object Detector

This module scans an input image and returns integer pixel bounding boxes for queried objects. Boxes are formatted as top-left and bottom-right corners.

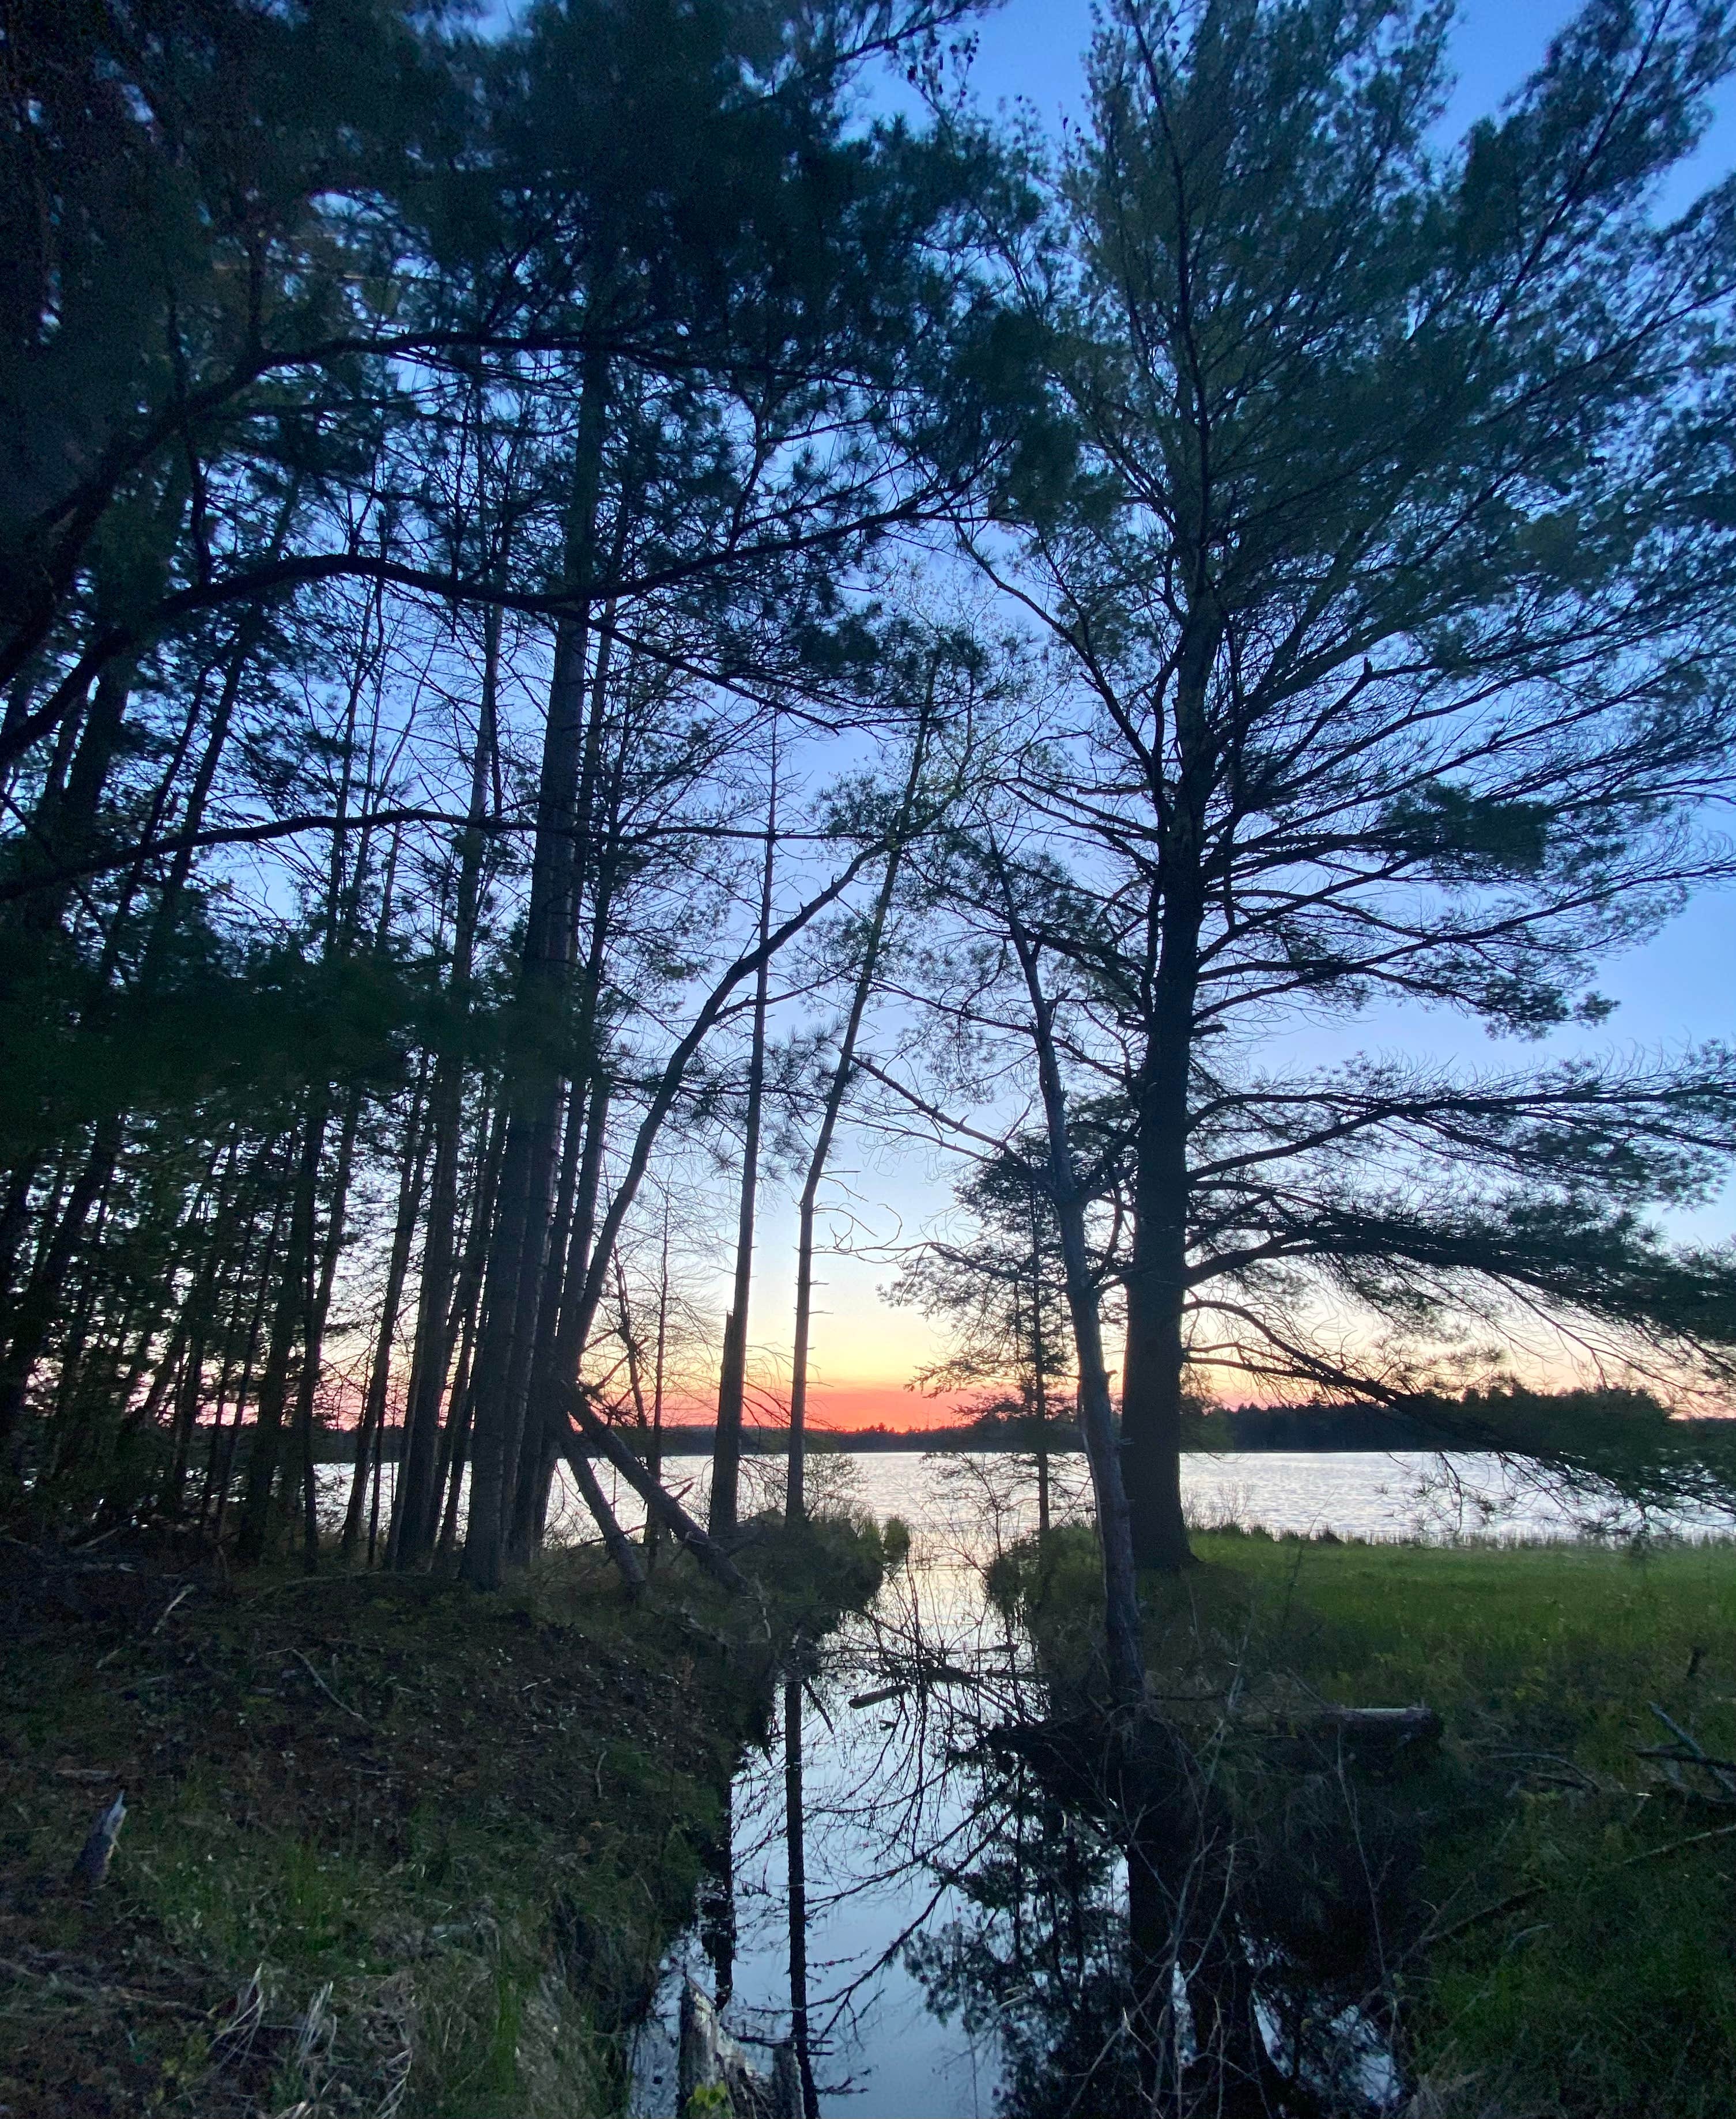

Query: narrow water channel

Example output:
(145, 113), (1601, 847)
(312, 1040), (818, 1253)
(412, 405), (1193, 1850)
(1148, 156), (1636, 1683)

(630, 1612), (1017, 2112)
(629, 1464), (1074, 2117)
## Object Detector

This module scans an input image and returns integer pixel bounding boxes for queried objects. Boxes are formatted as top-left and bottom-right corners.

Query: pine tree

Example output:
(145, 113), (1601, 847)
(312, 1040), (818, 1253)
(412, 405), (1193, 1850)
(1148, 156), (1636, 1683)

(948, 0), (1736, 1569)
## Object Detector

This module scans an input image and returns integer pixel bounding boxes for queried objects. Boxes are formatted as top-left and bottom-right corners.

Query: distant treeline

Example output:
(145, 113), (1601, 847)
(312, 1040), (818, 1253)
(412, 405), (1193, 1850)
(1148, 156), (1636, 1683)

(313, 1392), (1728, 1463)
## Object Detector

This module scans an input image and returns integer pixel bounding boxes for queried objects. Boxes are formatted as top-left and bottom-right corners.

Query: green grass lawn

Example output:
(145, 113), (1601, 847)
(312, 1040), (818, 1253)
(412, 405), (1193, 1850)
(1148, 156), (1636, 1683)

(1192, 1528), (1736, 1768)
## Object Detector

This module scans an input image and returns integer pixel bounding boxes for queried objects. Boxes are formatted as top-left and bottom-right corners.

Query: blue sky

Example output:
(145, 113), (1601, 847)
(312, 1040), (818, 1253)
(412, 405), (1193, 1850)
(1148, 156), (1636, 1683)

(954, 0), (1736, 195)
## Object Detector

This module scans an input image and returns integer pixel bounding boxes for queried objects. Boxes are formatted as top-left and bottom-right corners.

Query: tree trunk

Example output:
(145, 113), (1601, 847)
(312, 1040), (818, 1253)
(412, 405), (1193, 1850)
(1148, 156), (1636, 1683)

(1002, 881), (1144, 1709)
(647, 1204), (670, 1563)
(205, 1181), (286, 1537)
(137, 591), (281, 988)
(511, 612), (625, 1565)
(612, 1244), (650, 1448)
(343, 1063), (431, 1561)
(391, 606), (499, 1565)
(422, 1104), (503, 1561)
(464, 357), (607, 1589)
(514, 840), (892, 1585)
(16, 656), (137, 935)
(562, 1435), (647, 1595)
(1120, 878), (1203, 1576)
(160, 1142), (244, 1515)
(236, 603), (383, 1565)
(235, 1098), (327, 1564)
(710, 752), (777, 1538)
(191, 1187), (262, 1526)
(290, 1083), (362, 1571)
(513, 799), (621, 1565)
(462, 1057), (557, 1589)
(0, 1115), (122, 1455)
(435, 1344), (477, 1562)
(565, 1383), (746, 1591)
(1122, 615), (1218, 1576)
(511, 1065), (613, 1565)
(0, 1166), (37, 1318)
(1030, 1183), (1052, 1540)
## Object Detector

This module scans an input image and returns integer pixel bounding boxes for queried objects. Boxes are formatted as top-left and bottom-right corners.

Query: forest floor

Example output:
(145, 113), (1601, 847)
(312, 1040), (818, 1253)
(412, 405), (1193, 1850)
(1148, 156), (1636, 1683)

(1011, 1527), (1736, 2118)
(0, 1516), (889, 2119)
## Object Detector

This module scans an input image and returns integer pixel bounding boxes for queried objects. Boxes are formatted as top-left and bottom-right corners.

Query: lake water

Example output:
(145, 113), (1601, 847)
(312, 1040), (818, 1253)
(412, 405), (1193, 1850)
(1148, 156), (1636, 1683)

(323, 1441), (1727, 1562)
(329, 1442), (1712, 1558)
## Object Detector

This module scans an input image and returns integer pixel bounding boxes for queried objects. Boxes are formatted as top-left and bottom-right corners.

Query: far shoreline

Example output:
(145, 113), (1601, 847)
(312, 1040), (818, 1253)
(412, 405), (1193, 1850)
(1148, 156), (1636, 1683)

(307, 1404), (1735, 1463)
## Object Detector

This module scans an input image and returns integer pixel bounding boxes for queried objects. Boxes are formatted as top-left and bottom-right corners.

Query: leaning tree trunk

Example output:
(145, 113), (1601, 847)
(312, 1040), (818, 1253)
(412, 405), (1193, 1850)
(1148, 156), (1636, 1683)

(0, 1116), (121, 1456)
(0, 652), (138, 1464)
(787, 707), (928, 1523)
(515, 839), (891, 1594)
(0, 592), (280, 1470)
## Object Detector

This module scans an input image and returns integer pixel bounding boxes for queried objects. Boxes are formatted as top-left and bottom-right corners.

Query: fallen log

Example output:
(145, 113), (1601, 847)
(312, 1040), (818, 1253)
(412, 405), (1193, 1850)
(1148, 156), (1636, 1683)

(560, 1437), (648, 1598)
(1252, 1701), (1443, 1770)
(678, 1982), (801, 2118)
(70, 1791), (126, 1888)
(1309, 1704), (1441, 1744)
(563, 1385), (746, 1593)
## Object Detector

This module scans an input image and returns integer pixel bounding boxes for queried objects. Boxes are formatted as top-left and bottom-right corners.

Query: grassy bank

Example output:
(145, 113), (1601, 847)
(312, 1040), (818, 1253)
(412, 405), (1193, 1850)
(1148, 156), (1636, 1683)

(0, 1515), (895, 2119)
(1005, 1527), (1736, 2117)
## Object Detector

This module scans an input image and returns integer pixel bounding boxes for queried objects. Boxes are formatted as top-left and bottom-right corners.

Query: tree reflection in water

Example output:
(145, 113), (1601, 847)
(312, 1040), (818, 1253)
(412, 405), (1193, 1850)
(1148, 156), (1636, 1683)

(698, 1773), (735, 2014)
(906, 1743), (1140, 2116)
(784, 1674), (820, 2119)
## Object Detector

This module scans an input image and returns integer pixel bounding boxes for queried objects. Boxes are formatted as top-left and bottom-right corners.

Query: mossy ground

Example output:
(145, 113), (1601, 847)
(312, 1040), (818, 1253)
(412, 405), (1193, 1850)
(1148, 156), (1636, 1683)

(1003, 1525), (1736, 2118)
(0, 1512), (890, 2119)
